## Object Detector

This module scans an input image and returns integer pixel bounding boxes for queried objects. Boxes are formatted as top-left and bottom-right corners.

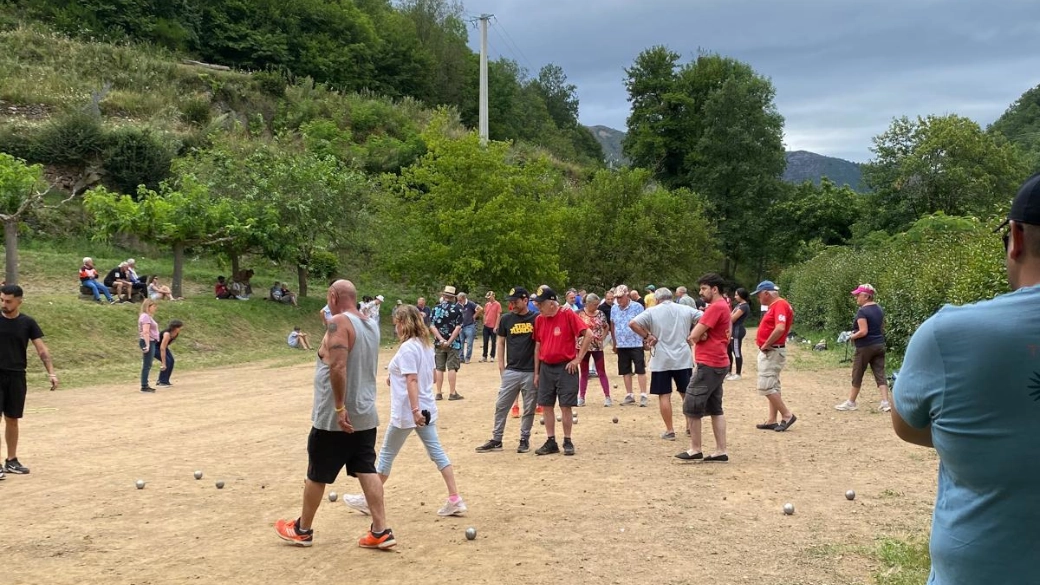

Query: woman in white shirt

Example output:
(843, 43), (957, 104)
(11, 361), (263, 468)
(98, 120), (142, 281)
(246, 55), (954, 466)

(343, 305), (467, 517)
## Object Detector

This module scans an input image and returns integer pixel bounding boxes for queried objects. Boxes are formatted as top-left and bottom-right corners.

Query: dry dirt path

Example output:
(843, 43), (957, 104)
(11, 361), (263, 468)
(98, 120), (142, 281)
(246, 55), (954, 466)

(2, 337), (936, 585)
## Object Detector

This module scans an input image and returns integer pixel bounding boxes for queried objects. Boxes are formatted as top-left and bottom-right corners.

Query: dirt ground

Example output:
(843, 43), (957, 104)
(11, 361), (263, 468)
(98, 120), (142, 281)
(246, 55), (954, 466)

(2, 336), (938, 585)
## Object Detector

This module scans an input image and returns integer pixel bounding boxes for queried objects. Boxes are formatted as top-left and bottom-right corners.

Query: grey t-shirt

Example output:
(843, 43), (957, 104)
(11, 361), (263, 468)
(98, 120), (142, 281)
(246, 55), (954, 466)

(312, 312), (380, 432)
(631, 301), (703, 372)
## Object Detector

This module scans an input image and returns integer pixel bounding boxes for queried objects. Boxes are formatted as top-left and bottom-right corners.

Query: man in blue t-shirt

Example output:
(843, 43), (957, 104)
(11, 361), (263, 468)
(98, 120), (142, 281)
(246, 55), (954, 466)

(892, 172), (1040, 584)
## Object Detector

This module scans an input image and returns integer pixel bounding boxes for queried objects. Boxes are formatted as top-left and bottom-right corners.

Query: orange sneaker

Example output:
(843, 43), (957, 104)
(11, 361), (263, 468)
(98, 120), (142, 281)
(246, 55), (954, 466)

(510, 405), (520, 418)
(359, 527), (397, 550)
(275, 518), (313, 547)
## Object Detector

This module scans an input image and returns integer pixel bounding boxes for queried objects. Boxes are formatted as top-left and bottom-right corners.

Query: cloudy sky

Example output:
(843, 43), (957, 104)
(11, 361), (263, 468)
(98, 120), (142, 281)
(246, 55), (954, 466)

(464, 0), (1040, 162)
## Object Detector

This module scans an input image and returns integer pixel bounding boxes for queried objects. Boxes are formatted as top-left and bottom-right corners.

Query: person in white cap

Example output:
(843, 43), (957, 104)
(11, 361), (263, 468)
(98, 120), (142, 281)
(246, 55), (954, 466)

(835, 284), (890, 412)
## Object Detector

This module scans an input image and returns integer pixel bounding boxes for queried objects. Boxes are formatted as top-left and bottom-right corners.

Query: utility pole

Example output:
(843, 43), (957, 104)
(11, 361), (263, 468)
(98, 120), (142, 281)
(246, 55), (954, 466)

(478, 13), (492, 145)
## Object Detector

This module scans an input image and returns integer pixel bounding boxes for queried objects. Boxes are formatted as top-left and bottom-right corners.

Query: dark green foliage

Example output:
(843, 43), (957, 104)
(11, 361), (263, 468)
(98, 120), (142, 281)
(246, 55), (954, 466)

(101, 126), (176, 193)
(251, 70), (289, 98)
(179, 97), (212, 127)
(989, 83), (1040, 172)
(0, 124), (38, 161)
(34, 110), (104, 165)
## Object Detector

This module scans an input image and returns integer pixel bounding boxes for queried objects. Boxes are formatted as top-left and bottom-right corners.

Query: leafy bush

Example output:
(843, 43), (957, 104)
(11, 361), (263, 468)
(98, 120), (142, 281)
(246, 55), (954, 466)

(307, 250), (339, 282)
(781, 214), (1007, 354)
(179, 97), (212, 127)
(252, 70), (289, 98)
(34, 110), (104, 165)
(0, 123), (39, 161)
(101, 126), (176, 194)
(300, 120), (352, 159)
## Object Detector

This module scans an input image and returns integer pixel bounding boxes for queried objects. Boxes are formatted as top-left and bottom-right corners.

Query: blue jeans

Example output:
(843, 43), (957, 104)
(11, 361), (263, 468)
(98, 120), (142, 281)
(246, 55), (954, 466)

(140, 340), (158, 388)
(83, 279), (113, 301)
(459, 324), (477, 362)
(157, 347), (175, 384)
(376, 423), (451, 476)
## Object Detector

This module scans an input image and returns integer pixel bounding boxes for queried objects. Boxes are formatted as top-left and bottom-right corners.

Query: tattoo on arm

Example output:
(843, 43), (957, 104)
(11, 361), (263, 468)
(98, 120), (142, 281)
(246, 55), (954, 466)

(327, 322), (338, 333)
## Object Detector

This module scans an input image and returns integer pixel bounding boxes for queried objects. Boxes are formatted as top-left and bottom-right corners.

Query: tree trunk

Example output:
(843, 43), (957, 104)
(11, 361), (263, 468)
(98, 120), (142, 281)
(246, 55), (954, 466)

(230, 253), (240, 280)
(172, 242), (185, 298)
(3, 219), (18, 286)
(297, 264), (308, 298)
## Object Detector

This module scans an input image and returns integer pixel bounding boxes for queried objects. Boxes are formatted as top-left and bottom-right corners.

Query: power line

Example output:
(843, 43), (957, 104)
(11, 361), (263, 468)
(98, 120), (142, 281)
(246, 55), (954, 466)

(490, 17), (537, 75)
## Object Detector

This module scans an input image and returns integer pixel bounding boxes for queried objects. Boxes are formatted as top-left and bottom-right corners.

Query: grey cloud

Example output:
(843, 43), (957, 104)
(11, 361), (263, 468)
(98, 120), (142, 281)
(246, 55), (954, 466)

(469, 0), (1040, 162)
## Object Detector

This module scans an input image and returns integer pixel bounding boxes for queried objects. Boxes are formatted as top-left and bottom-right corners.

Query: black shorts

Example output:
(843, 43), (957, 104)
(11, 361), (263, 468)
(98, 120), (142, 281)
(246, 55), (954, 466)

(683, 364), (727, 418)
(616, 347), (646, 376)
(0, 370), (27, 419)
(537, 362), (579, 407)
(306, 427), (378, 484)
(650, 369), (692, 395)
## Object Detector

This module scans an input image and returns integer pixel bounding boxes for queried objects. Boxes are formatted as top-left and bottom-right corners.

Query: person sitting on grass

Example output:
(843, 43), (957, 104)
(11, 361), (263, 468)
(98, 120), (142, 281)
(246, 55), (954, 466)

(148, 275), (181, 301)
(103, 262), (133, 303)
(79, 257), (115, 304)
(287, 326), (312, 350)
(214, 276), (234, 300)
(271, 282), (298, 306)
(156, 320), (183, 388)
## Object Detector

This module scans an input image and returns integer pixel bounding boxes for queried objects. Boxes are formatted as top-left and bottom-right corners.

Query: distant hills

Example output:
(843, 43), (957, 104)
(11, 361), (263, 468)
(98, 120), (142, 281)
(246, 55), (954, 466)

(587, 125), (866, 192)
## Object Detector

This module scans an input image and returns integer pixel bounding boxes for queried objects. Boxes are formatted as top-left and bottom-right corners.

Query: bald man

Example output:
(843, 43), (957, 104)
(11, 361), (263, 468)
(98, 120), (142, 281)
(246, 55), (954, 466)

(276, 280), (396, 549)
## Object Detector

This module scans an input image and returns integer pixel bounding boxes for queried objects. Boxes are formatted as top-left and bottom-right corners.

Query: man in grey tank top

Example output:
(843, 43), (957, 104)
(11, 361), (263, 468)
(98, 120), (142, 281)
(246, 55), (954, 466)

(275, 280), (396, 549)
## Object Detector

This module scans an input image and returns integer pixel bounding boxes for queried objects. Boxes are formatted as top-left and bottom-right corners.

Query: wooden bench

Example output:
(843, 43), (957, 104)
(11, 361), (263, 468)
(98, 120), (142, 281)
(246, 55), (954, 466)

(78, 284), (146, 302)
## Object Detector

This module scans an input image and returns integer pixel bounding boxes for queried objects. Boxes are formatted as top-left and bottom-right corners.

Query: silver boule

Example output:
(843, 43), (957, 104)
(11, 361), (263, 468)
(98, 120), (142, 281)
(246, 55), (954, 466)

(329, 491), (338, 502)
(215, 480), (225, 489)
(194, 470), (203, 480)
(783, 503), (795, 515)
(845, 490), (856, 501)
(465, 527), (477, 540)
(136, 479), (146, 489)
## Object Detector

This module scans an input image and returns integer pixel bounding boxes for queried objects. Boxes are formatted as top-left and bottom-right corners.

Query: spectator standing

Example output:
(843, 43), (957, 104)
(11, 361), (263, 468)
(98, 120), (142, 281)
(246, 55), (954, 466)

(675, 286), (698, 308)
(677, 274), (731, 461)
(726, 288), (751, 381)
(138, 299), (160, 393)
(456, 293), (481, 364)
(610, 285), (649, 407)
(80, 257), (115, 304)
(480, 291), (502, 363)
(629, 287), (703, 441)
(891, 172), (1040, 583)
(577, 293), (612, 407)
(475, 287), (539, 454)
(417, 297), (431, 327)
(430, 286), (464, 401)
(361, 295), (384, 324)
(752, 281), (797, 432)
(0, 284), (57, 479)
(644, 285), (658, 308)
(156, 320), (183, 387)
(532, 286), (591, 456)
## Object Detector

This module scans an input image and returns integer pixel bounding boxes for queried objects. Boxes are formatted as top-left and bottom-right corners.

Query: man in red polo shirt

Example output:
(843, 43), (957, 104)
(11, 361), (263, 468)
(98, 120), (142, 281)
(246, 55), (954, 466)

(678, 273), (731, 461)
(752, 280), (797, 432)
(532, 286), (591, 456)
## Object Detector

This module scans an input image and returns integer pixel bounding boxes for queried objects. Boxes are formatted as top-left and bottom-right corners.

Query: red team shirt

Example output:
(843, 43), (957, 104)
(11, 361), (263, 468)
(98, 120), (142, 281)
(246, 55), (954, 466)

(695, 298), (731, 368)
(757, 298), (794, 347)
(534, 309), (588, 364)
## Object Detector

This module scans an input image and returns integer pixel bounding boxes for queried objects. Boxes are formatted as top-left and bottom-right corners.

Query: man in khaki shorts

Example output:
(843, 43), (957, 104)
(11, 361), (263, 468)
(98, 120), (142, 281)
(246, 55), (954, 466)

(752, 281), (797, 432)
(430, 285), (464, 400)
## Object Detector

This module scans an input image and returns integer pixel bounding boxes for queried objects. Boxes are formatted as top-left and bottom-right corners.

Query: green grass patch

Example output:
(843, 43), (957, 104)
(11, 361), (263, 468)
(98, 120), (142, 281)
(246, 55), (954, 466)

(873, 537), (931, 585)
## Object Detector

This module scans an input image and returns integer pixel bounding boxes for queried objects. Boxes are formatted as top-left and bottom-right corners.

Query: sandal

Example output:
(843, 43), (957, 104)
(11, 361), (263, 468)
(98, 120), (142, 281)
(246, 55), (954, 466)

(756, 422), (779, 430)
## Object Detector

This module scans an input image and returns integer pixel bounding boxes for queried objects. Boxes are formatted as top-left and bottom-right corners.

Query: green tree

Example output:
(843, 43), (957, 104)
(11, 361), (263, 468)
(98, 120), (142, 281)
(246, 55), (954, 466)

(623, 49), (786, 276)
(767, 178), (863, 265)
(84, 175), (239, 298)
(561, 168), (719, 288)
(989, 83), (1040, 172)
(862, 114), (1030, 232)
(0, 153), (74, 285)
(380, 113), (566, 291)
(532, 64), (579, 130)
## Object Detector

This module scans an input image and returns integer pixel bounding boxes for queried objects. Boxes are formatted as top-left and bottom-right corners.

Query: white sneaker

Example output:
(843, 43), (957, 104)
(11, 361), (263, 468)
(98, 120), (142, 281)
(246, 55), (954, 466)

(577, 397), (586, 407)
(622, 394), (635, 405)
(834, 400), (858, 411)
(879, 401), (892, 412)
(726, 374), (741, 381)
(639, 394), (648, 407)
(604, 396), (613, 407)
(438, 497), (468, 517)
(343, 493), (370, 515)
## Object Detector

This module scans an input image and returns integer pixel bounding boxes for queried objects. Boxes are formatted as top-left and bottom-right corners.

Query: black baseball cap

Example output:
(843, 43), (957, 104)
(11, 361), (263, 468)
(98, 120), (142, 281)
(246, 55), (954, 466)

(506, 286), (528, 300)
(533, 285), (558, 303)
(996, 172), (1040, 231)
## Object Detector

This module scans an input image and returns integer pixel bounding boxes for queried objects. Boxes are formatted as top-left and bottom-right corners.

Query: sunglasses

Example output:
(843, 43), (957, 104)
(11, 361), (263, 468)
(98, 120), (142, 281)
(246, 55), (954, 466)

(1003, 229), (1010, 252)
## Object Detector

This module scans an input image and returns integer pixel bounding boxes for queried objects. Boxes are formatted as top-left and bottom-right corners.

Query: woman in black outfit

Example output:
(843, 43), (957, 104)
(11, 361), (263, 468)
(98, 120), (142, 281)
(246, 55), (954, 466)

(726, 288), (751, 381)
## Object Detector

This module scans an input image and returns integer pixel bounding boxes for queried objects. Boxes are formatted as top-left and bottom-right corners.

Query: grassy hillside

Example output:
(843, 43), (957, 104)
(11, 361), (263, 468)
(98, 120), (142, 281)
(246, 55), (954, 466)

(783, 150), (865, 192)
(6, 239), (402, 391)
